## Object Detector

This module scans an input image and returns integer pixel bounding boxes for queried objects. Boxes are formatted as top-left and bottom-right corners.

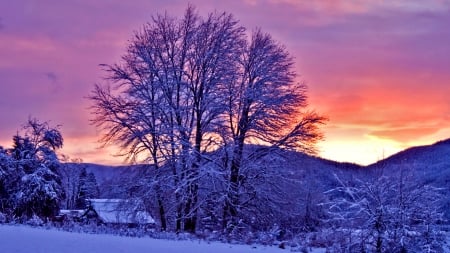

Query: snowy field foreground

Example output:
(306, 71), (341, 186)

(0, 225), (314, 253)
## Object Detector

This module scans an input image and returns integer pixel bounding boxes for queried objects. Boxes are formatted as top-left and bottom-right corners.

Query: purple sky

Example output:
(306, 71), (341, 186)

(1, 0), (450, 165)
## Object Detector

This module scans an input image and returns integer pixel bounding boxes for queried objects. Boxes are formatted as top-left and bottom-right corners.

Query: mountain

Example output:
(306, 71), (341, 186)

(71, 147), (364, 192)
(72, 139), (450, 196)
(367, 138), (450, 186)
(66, 139), (450, 220)
(366, 139), (450, 219)
(76, 163), (145, 185)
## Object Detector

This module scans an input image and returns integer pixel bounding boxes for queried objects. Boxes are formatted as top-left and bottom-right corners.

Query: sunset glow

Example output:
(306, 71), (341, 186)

(1, 1), (449, 165)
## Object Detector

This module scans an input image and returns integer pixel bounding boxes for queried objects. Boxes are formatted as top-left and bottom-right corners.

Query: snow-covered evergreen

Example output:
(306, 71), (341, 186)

(76, 167), (99, 209)
(0, 118), (65, 220)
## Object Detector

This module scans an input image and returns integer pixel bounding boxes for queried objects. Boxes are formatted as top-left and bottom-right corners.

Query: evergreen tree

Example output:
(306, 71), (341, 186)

(76, 168), (99, 209)
(0, 147), (12, 214)
(85, 172), (100, 199)
(15, 164), (64, 218)
(75, 168), (87, 209)
(7, 118), (65, 220)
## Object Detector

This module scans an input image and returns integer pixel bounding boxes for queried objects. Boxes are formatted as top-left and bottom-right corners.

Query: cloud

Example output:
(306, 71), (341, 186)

(270, 0), (372, 15)
(60, 134), (125, 165)
(369, 127), (442, 143)
(45, 72), (60, 93)
(269, 0), (450, 16)
(45, 72), (57, 82)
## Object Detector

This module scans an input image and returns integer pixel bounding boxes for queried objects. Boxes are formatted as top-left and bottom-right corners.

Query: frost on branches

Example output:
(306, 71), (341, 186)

(324, 168), (446, 252)
(89, 5), (325, 233)
(0, 118), (65, 221)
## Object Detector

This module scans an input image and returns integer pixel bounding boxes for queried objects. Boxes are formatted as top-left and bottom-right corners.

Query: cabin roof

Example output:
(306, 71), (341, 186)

(86, 199), (155, 224)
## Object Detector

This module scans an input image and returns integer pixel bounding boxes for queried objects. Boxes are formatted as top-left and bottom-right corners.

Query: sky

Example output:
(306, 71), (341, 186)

(1, 0), (449, 165)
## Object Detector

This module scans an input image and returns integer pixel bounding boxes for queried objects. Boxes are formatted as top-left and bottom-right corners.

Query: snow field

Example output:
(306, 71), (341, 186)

(0, 225), (291, 253)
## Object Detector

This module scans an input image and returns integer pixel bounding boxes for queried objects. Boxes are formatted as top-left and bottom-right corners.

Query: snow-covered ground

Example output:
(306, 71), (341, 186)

(0, 225), (324, 253)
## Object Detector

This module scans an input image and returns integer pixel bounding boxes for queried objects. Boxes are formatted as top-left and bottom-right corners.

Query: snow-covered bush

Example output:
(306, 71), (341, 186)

(0, 212), (6, 223)
(26, 214), (44, 226)
(323, 169), (446, 252)
(14, 164), (64, 218)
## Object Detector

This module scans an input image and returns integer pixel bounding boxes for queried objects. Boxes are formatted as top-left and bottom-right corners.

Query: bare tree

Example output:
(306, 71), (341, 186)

(90, 6), (244, 232)
(58, 156), (83, 209)
(221, 29), (325, 230)
(90, 6), (324, 233)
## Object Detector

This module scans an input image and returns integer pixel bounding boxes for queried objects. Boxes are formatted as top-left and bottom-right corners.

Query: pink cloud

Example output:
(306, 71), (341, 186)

(369, 127), (443, 143)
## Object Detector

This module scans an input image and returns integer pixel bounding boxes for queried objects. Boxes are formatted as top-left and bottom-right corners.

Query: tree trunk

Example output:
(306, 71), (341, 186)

(183, 162), (199, 233)
(224, 136), (245, 231)
(182, 110), (203, 233)
(176, 203), (182, 233)
(183, 182), (198, 233)
(156, 191), (167, 231)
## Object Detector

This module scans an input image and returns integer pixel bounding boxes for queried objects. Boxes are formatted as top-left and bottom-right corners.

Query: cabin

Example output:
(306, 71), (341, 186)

(59, 209), (84, 220)
(53, 209), (84, 224)
(81, 199), (155, 228)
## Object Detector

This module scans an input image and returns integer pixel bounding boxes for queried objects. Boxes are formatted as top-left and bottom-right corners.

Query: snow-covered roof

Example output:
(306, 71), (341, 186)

(59, 209), (84, 216)
(87, 199), (155, 224)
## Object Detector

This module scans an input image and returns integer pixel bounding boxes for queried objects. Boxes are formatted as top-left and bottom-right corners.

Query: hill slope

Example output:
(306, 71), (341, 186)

(367, 138), (450, 186)
(68, 139), (450, 220)
(72, 139), (450, 198)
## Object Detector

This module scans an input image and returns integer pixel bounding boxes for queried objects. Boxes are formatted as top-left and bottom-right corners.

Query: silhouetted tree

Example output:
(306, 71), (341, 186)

(90, 5), (324, 233)
(221, 28), (325, 230)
